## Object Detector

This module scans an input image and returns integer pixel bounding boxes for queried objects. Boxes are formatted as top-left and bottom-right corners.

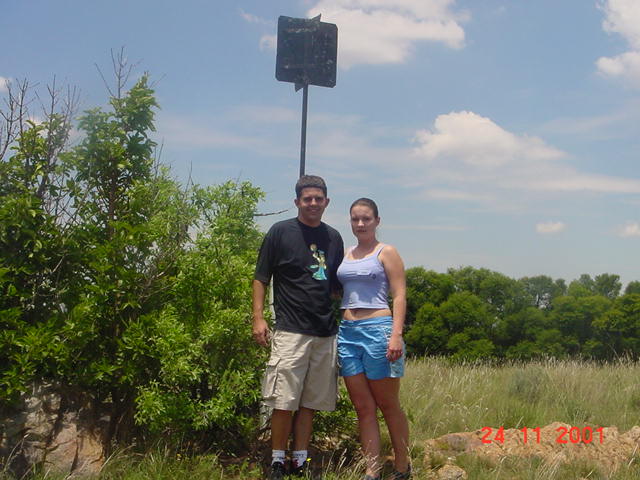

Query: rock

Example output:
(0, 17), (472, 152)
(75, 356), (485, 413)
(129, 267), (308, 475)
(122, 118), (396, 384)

(435, 464), (468, 479)
(423, 422), (640, 474)
(0, 383), (107, 478)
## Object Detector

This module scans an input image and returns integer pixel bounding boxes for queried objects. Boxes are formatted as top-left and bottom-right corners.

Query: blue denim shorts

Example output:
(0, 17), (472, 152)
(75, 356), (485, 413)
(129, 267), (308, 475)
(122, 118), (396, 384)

(337, 316), (405, 380)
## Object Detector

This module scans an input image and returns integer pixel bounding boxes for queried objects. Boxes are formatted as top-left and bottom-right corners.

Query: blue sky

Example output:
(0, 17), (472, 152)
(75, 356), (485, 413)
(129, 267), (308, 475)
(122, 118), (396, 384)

(2, 0), (639, 286)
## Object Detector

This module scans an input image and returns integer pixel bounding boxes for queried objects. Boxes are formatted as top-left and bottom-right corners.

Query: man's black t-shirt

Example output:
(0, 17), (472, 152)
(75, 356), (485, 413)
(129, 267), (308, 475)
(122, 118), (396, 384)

(255, 218), (344, 337)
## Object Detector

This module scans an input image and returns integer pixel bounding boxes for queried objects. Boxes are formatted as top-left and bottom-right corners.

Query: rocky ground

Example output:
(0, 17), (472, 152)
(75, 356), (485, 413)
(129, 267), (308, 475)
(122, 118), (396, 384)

(423, 422), (640, 479)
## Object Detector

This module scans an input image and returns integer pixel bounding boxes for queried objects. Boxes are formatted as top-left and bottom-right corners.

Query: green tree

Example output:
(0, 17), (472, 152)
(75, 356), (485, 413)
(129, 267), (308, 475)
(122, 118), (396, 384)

(567, 274), (595, 297)
(405, 302), (445, 355)
(592, 293), (640, 358)
(550, 295), (611, 355)
(495, 307), (546, 352)
(519, 275), (566, 309)
(625, 281), (640, 295)
(448, 266), (527, 316)
(405, 292), (497, 359)
(405, 267), (454, 326)
(1, 62), (268, 451)
(439, 291), (496, 359)
(593, 273), (622, 300)
(132, 181), (265, 448)
(0, 81), (76, 401)
(533, 328), (566, 358)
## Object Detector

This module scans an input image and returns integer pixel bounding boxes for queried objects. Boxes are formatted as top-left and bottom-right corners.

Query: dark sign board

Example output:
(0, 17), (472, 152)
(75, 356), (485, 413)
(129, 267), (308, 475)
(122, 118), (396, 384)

(276, 15), (337, 89)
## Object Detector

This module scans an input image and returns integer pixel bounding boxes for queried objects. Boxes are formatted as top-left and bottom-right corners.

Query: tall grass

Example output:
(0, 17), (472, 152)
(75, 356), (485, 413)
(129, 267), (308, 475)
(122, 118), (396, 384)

(400, 357), (640, 479)
(403, 357), (640, 437)
(5, 358), (640, 479)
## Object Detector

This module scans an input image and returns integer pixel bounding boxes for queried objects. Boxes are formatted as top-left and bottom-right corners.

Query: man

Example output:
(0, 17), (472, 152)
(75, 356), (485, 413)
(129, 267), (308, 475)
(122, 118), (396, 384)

(253, 175), (344, 479)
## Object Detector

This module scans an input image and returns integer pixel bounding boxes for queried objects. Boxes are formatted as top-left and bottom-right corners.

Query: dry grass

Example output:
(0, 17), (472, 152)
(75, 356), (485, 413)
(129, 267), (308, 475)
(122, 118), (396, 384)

(401, 357), (640, 479)
(402, 357), (640, 438)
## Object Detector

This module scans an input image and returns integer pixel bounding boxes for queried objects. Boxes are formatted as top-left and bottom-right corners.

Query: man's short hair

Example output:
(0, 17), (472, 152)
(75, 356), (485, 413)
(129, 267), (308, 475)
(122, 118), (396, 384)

(295, 175), (327, 198)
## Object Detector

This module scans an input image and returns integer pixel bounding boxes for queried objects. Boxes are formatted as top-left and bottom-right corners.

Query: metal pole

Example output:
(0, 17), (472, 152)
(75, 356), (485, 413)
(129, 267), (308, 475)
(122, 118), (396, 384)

(299, 84), (308, 177)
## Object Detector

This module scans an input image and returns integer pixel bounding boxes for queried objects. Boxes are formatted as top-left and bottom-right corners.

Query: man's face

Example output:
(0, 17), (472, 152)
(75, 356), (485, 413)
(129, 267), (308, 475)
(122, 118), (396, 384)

(295, 187), (329, 226)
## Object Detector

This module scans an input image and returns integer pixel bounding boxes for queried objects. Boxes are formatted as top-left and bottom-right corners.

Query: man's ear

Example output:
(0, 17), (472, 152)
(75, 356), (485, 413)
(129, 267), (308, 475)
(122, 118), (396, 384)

(325, 197), (330, 207)
(294, 197), (300, 207)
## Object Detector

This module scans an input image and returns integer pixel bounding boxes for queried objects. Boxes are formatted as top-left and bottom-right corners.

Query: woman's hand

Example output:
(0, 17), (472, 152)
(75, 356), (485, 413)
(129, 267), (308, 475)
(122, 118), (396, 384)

(387, 332), (404, 361)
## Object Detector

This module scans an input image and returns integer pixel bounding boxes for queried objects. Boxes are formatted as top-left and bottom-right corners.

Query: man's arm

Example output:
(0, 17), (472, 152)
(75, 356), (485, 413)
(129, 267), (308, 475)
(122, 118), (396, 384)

(252, 279), (270, 347)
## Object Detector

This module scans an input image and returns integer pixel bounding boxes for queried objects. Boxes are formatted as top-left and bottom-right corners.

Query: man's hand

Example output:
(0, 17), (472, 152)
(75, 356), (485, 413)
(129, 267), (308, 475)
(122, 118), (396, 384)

(252, 316), (271, 347)
(252, 279), (271, 347)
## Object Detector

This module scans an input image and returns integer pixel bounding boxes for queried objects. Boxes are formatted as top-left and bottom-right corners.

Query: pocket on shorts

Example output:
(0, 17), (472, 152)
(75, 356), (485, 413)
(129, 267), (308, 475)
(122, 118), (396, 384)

(367, 325), (391, 359)
(261, 357), (280, 399)
(381, 325), (392, 338)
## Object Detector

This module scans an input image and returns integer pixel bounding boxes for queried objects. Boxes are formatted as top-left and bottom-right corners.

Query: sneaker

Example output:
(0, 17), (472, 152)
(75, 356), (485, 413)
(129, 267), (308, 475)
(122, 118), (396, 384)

(389, 464), (412, 480)
(269, 461), (286, 480)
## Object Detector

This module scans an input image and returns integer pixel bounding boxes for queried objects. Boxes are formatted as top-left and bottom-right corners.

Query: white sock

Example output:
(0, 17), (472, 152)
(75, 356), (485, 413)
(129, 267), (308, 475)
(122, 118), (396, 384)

(292, 450), (308, 468)
(271, 449), (285, 465)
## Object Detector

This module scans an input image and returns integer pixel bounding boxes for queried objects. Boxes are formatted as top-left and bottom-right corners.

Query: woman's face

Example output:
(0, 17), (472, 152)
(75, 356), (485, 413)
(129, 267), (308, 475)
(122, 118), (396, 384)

(350, 204), (380, 239)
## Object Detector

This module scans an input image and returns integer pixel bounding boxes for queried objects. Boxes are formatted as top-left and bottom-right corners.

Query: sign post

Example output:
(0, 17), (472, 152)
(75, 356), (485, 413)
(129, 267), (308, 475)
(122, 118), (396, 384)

(276, 14), (338, 177)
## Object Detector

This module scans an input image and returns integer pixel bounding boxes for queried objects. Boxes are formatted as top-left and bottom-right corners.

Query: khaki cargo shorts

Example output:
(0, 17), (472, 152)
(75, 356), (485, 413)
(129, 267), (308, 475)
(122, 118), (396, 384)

(261, 330), (338, 411)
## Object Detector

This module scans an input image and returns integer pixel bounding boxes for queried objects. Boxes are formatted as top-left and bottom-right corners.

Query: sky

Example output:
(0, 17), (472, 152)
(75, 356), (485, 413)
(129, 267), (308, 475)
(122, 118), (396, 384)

(2, 0), (639, 287)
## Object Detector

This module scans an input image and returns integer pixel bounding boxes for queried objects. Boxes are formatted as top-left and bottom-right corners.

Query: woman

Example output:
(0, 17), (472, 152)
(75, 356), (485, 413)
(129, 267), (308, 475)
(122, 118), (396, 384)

(337, 198), (411, 480)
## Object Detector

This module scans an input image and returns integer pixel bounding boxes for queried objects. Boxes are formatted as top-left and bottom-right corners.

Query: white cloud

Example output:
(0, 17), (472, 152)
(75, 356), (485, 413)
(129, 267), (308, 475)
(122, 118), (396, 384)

(533, 174), (640, 194)
(306, 0), (468, 68)
(276, 111), (409, 169)
(156, 108), (404, 171)
(239, 9), (275, 52)
(409, 110), (640, 204)
(596, 51), (640, 83)
(158, 113), (277, 152)
(227, 105), (298, 124)
(597, 0), (640, 87)
(421, 188), (493, 203)
(239, 10), (273, 26)
(385, 222), (467, 232)
(540, 110), (628, 137)
(260, 35), (277, 51)
(600, 0), (640, 49)
(536, 221), (566, 234)
(0, 76), (9, 93)
(159, 106), (640, 217)
(618, 221), (640, 237)
(413, 111), (565, 168)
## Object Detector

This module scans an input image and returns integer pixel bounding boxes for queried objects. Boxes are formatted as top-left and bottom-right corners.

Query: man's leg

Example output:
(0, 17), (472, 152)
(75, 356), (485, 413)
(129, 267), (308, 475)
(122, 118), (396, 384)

(292, 406), (315, 450)
(269, 409), (292, 479)
(271, 408), (294, 450)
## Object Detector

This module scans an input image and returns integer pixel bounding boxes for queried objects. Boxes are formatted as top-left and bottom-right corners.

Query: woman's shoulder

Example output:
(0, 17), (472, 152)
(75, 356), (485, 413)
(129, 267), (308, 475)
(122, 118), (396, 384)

(378, 243), (403, 263)
(378, 243), (398, 254)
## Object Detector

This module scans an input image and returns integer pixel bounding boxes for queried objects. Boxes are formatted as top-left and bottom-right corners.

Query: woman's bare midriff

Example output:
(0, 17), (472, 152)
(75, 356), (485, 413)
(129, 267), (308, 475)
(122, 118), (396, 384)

(343, 307), (392, 321)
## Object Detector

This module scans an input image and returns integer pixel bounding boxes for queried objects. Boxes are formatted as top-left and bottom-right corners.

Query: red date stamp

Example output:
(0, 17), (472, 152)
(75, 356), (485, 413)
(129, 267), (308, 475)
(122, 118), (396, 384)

(480, 426), (605, 444)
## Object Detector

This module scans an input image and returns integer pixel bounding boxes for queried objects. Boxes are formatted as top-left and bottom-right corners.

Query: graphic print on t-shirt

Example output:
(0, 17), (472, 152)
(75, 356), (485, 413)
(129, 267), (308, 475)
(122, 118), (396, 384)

(309, 243), (328, 280)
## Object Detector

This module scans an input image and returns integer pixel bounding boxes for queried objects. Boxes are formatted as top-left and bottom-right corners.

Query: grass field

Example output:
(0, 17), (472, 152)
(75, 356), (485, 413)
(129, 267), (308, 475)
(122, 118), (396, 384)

(6, 357), (640, 479)
(402, 357), (640, 479)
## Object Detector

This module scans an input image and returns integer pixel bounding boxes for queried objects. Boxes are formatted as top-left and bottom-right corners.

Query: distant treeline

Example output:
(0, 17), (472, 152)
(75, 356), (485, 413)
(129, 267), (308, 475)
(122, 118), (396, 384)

(404, 267), (640, 360)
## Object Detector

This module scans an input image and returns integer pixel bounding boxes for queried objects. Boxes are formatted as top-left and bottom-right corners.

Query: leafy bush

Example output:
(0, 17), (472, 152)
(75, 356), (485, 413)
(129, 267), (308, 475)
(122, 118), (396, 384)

(0, 71), (268, 450)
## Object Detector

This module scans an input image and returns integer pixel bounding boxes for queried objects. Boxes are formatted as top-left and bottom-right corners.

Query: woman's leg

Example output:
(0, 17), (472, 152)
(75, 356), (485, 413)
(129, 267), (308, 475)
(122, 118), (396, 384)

(344, 373), (382, 477)
(369, 377), (410, 473)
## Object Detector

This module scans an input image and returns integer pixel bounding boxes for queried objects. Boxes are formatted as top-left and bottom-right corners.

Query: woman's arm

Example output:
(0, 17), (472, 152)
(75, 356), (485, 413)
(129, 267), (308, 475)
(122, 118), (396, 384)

(380, 244), (406, 360)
